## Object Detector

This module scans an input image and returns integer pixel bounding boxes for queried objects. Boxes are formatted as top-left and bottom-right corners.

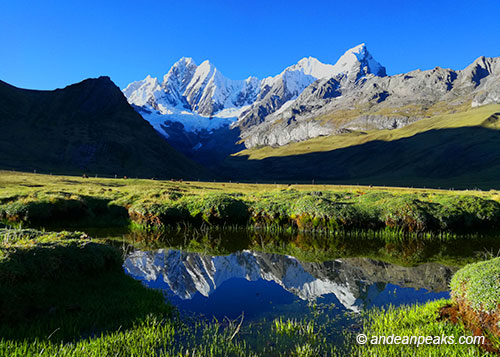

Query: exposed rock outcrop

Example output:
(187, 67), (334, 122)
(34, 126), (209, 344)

(242, 56), (500, 148)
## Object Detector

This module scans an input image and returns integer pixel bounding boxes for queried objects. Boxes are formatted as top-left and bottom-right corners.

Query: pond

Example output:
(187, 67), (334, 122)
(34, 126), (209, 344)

(97, 227), (495, 325)
(121, 243), (455, 350)
(62, 227), (500, 352)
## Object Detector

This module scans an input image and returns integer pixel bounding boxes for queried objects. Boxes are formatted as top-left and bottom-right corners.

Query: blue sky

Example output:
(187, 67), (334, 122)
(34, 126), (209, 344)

(1, 0), (499, 90)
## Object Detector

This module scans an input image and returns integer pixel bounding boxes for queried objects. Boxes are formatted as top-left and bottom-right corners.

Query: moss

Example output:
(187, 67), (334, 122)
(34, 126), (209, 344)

(447, 258), (500, 348)
(433, 196), (500, 231)
(290, 195), (371, 230)
(250, 191), (298, 227)
(182, 193), (250, 225)
(450, 257), (500, 314)
(129, 200), (190, 227)
(381, 196), (437, 232)
(0, 229), (172, 342)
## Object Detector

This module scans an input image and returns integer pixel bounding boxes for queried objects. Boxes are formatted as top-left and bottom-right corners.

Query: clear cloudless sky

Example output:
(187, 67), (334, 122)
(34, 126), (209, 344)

(1, 0), (499, 90)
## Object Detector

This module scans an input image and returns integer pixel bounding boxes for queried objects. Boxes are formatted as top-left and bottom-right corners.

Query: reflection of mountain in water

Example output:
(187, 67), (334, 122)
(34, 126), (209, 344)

(123, 250), (456, 311)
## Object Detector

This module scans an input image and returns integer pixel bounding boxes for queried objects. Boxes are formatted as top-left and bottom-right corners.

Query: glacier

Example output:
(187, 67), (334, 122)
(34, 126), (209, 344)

(122, 43), (385, 135)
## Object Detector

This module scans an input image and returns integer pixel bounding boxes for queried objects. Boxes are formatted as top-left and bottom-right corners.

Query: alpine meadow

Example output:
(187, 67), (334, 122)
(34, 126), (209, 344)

(1, 1), (500, 356)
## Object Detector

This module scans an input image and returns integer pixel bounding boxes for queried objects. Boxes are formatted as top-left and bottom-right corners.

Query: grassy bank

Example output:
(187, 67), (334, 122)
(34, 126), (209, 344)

(0, 229), (173, 342)
(1, 171), (500, 238)
(449, 257), (500, 350)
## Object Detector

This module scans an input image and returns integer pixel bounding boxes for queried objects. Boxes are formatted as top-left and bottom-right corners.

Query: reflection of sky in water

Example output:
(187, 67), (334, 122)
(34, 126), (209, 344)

(170, 278), (296, 320)
(363, 283), (449, 309)
(150, 278), (450, 321)
(124, 249), (451, 321)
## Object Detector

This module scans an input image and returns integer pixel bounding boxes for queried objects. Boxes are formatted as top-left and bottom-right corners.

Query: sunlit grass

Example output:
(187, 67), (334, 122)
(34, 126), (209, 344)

(274, 317), (315, 338)
(2, 170), (500, 239)
(236, 104), (500, 160)
(354, 299), (494, 356)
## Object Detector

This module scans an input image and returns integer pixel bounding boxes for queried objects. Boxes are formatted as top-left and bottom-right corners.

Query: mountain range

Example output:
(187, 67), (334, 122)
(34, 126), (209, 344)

(1, 44), (500, 187)
(123, 44), (388, 163)
(122, 44), (500, 183)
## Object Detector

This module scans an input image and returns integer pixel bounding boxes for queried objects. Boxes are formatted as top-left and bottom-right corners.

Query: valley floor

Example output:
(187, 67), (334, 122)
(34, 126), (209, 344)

(1, 170), (500, 237)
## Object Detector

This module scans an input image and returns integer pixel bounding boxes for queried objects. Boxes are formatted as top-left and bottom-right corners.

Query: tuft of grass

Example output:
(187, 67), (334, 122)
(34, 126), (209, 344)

(274, 318), (315, 339)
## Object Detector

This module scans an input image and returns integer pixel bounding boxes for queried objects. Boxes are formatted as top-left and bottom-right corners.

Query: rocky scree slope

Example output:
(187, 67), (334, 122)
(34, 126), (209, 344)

(244, 56), (500, 148)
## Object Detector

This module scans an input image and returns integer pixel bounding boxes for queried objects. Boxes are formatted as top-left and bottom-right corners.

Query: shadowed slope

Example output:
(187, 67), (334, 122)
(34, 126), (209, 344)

(0, 78), (207, 179)
(222, 125), (500, 189)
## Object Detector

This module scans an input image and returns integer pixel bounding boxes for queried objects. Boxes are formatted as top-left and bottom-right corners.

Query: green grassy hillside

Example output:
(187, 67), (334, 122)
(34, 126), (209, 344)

(223, 105), (500, 188)
(237, 105), (500, 159)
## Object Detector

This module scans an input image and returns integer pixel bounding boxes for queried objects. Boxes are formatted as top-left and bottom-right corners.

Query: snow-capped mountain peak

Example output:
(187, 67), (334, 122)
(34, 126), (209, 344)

(162, 57), (197, 88)
(289, 56), (338, 79)
(170, 56), (196, 71)
(179, 56), (195, 65)
(122, 74), (161, 107)
(122, 44), (387, 150)
(183, 60), (242, 115)
(331, 43), (386, 78)
(349, 42), (368, 54)
(258, 57), (336, 99)
(190, 60), (216, 85)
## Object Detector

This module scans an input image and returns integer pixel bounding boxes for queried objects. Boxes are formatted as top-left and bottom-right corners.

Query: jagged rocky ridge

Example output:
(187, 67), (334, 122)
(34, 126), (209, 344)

(244, 56), (500, 148)
(124, 45), (500, 155)
(122, 44), (387, 159)
(124, 249), (455, 312)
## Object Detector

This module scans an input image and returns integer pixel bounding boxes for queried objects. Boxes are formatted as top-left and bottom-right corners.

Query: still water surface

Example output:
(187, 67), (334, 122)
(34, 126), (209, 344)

(123, 248), (453, 322)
